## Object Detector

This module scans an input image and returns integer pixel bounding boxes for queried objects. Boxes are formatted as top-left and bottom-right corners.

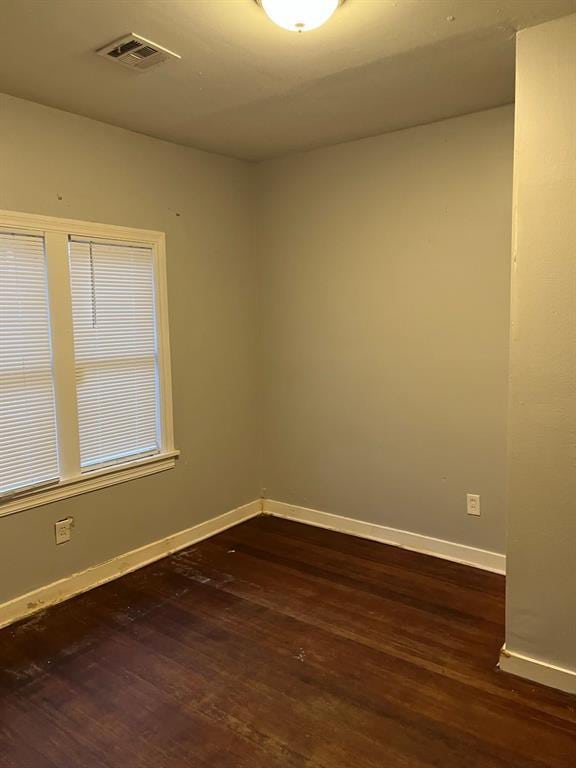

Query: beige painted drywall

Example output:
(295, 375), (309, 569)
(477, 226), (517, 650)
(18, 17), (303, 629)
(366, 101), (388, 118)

(0, 94), (260, 604)
(0, 96), (516, 608)
(256, 106), (514, 554)
(505, 15), (576, 672)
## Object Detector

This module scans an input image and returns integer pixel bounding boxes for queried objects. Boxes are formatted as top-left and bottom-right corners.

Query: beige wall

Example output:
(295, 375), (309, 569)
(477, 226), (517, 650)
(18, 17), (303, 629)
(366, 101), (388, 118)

(256, 106), (514, 554)
(505, 15), (576, 673)
(0, 97), (516, 607)
(0, 94), (261, 604)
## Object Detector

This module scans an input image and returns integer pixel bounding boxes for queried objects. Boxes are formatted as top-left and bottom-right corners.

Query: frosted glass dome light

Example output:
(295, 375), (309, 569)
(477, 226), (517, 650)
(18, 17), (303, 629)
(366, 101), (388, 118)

(257, 0), (342, 33)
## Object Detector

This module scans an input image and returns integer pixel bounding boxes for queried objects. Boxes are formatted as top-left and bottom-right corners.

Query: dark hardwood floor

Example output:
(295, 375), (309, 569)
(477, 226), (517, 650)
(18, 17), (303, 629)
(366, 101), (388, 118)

(1, 516), (574, 768)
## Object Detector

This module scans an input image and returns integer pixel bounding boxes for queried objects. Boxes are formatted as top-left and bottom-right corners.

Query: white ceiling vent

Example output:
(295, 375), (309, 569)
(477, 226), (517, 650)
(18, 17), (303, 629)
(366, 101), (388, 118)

(96, 34), (181, 71)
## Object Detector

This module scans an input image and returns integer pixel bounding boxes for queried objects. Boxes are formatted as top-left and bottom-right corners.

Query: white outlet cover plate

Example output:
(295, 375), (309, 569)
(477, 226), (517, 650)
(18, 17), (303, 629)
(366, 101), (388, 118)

(55, 518), (73, 544)
(467, 494), (481, 516)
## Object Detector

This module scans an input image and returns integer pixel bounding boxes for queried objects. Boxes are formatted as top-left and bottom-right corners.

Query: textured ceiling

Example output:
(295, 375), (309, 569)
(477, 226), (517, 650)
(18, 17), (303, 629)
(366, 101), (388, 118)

(0, 0), (574, 160)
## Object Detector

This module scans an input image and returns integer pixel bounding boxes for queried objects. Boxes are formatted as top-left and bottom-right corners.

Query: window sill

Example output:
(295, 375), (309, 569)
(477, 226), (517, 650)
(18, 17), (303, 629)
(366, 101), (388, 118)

(0, 451), (179, 518)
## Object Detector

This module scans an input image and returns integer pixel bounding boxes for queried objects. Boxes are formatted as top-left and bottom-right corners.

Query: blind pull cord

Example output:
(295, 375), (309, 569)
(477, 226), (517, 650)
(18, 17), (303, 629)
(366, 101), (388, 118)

(89, 241), (97, 328)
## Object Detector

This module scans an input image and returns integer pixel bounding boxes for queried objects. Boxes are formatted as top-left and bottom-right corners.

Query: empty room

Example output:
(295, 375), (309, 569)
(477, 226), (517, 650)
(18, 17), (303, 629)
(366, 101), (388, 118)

(0, 1), (575, 766)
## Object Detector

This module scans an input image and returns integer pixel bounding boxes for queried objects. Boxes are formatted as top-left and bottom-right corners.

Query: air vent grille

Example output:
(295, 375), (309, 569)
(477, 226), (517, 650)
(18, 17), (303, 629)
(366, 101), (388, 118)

(96, 34), (181, 71)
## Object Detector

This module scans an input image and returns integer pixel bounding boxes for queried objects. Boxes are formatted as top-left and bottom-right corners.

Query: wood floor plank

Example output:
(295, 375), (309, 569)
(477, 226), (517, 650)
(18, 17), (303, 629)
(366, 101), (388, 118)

(1, 516), (574, 767)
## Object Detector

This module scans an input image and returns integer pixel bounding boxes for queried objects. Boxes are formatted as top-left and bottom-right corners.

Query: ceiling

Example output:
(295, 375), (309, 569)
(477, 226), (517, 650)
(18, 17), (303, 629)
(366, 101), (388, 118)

(0, 0), (574, 161)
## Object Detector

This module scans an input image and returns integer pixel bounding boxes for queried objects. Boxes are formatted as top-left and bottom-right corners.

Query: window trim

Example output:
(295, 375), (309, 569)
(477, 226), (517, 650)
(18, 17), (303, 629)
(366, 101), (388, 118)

(0, 209), (178, 518)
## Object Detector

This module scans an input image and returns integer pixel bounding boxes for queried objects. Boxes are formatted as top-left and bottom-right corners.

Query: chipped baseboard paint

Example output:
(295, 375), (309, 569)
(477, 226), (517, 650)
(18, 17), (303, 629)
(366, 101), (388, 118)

(0, 499), (261, 631)
(6, 493), (575, 698)
(499, 645), (576, 695)
(263, 499), (506, 574)
(1, 495), (506, 632)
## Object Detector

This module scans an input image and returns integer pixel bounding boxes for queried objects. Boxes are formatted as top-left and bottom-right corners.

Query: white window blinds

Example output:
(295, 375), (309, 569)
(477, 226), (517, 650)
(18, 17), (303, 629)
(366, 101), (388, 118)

(68, 238), (160, 470)
(0, 232), (59, 496)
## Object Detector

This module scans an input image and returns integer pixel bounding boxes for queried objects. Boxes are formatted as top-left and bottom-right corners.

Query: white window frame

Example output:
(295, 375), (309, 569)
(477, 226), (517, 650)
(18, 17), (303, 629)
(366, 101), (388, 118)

(0, 209), (178, 518)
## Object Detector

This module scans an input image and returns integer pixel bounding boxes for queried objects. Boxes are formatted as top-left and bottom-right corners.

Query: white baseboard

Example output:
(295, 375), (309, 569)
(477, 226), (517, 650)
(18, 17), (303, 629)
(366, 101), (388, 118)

(0, 497), (505, 632)
(499, 646), (576, 695)
(263, 499), (506, 574)
(0, 499), (262, 631)
(11, 495), (576, 696)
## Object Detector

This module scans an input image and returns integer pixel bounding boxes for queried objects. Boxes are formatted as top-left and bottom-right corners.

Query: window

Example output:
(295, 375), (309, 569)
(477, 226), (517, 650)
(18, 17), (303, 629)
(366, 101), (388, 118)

(69, 238), (160, 469)
(0, 210), (176, 517)
(0, 232), (59, 495)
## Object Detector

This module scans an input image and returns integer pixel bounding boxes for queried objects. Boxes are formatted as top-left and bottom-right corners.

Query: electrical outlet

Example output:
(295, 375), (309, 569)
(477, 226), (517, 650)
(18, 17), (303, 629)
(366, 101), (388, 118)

(467, 494), (481, 517)
(54, 517), (74, 545)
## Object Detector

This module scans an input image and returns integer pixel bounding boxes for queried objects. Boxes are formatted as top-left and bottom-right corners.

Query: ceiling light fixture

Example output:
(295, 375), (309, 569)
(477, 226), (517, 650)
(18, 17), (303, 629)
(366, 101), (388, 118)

(256, 0), (344, 33)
